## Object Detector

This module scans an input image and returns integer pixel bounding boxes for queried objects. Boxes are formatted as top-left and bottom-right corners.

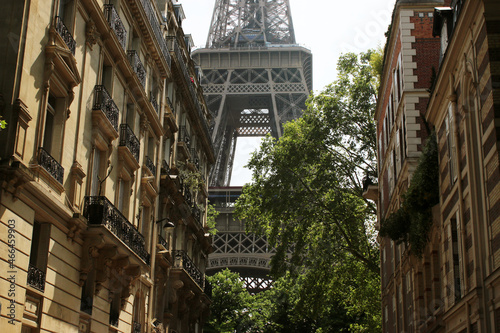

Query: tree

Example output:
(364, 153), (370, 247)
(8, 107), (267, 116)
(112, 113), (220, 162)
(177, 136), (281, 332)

(234, 50), (381, 331)
(204, 269), (253, 333)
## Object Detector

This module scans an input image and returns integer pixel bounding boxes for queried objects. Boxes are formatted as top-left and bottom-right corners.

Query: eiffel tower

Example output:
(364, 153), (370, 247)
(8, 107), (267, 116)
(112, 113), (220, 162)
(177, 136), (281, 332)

(192, 0), (312, 292)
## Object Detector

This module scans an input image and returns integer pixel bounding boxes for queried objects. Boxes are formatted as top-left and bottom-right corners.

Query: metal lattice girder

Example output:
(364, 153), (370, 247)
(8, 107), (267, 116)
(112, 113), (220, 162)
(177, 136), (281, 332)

(194, 48), (312, 186)
(207, 0), (296, 48)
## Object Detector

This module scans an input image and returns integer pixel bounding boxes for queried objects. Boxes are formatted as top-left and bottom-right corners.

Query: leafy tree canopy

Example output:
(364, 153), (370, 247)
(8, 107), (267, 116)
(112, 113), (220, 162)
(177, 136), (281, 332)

(234, 50), (382, 331)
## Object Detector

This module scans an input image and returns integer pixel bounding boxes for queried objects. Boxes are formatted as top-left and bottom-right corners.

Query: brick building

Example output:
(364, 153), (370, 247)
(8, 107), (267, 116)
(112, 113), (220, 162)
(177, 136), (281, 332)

(0, 0), (214, 332)
(374, 0), (500, 331)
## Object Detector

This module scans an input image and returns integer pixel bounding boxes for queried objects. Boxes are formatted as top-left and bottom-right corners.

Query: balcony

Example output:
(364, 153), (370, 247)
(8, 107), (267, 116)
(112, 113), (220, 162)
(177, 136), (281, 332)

(104, 4), (127, 51)
(55, 16), (76, 55)
(119, 124), (140, 163)
(183, 185), (192, 206)
(145, 156), (156, 177)
(133, 321), (141, 333)
(190, 148), (200, 170)
(83, 196), (150, 265)
(158, 235), (168, 250)
(178, 125), (191, 149)
(191, 206), (202, 227)
(150, 93), (159, 115)
(27, 264), (46, 292)
(161, 160), (171, 175)
(166, 97), (175, 115)
(92, 85), (119, 133)
(173, 250), (203, 288)
(38, 147), (64, 184)
(167, 37), (191, 93)
(127, 50), (146, 88)
(137, 0), (171, 68)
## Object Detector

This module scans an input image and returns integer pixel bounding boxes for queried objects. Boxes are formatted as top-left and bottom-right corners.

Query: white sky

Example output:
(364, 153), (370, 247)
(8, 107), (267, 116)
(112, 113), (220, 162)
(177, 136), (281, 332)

(177, 0), (395, 185)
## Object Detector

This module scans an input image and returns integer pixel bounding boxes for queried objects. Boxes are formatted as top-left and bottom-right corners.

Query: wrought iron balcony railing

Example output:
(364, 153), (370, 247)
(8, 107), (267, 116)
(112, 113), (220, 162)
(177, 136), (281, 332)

(158, 235), (168, 249)
(161, 159), (171, 175)
(83, 196), (150, 264)
(92, 85), (119, 131)
(178, 125), (191, 149)
(104, 4), (127, 50)
(127, 50), (146, 88)
(133, 321), (141, 333)
(167, 37), (212, 152)
(150, 93), (159, 114)
(38, 147), (64, 184)
(190, 148), (200, 169)
(27, 264), (46, 292)
(184, 185), (192, 206)
(173, 250), (203, 288)
(55, 16), (76, 55)
(191, 206), (202, 226)
(138, 0), (171, 68)
(145, 156), (156, 177)
(167, 37), (191, 93)
(166, 97), (175, 115)
(119, 124), (140, 162)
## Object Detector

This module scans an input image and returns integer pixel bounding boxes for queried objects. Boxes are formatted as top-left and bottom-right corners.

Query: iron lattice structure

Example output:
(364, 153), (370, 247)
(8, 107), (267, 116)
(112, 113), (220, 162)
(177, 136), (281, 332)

(206, 0), (296, 48)
(193, 0), (312, 187)
(207, 187), (273, 293)
(195, 0), (312, 292)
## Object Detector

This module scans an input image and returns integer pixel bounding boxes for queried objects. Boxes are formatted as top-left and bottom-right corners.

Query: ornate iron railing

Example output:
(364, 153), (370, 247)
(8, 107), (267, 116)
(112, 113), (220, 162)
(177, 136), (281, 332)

(138, 0), (171, 68)
(27, 264), (46, 292)
(83, 196), (150, 265)
(173, 250), (203, 288)
(38, 147), (64, 184)
(184, 185), (192, 206)
(133, 321), (141, 333)
(92, 85), (119, 131)
(167, 37), (191, 92)
(178, 125), (191, 149)
(191, 206), (202, 226)
(119, 124), (140, 162)
(150, 93), (159, 114)
(166, 97), (175, 115)
(190, 148), (200, 169)
(158, 235), (168, 249)
(145, 156), (156, 177)
(167, 37), (213, 153)
(55, 16), (76, 55)
(127, 50), (146, 88)
(161, 159), (171, 175)
(104, 4), (127, 50)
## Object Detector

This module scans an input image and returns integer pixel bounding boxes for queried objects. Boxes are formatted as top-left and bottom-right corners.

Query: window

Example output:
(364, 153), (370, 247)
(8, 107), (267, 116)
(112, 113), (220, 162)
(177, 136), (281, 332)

(27, 222), (51, 292)
(445, 104), (457, 185)
(90, 148), (106, 196)
(117, 178), (131, 218)
(450, 215), (463, 301)
(42, 94), (66, 162)
(58, 0), (75, 27)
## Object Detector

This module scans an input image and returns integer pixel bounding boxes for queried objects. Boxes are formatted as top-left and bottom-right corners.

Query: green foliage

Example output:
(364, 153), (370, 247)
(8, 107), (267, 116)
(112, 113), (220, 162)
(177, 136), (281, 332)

(206, 203), (219, 235)
(369, 46), (384, 86)
(0, 116), (6, 131)
(204, 269), (253, 333)
(379, 131), (440, 256)
(234, 50), (382, 331)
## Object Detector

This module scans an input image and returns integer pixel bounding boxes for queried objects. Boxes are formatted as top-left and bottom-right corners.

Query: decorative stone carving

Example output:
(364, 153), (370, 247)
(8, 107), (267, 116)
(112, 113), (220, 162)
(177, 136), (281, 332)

(85, 19), (100, 48)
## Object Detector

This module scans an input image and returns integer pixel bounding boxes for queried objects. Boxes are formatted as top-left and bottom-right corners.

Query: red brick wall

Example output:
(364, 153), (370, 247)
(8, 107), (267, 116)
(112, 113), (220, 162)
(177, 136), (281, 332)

(411, 13), (441, 90)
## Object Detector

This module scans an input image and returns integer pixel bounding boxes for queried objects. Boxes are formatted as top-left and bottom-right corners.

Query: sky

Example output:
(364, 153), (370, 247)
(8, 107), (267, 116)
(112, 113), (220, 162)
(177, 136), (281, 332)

(177, 0), (395, 185)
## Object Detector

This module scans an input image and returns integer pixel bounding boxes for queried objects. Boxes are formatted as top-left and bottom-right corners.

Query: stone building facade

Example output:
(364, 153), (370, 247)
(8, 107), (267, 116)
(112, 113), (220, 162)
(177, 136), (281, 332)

(375, 0), (500, 332)
(0, 0), (214, 332)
